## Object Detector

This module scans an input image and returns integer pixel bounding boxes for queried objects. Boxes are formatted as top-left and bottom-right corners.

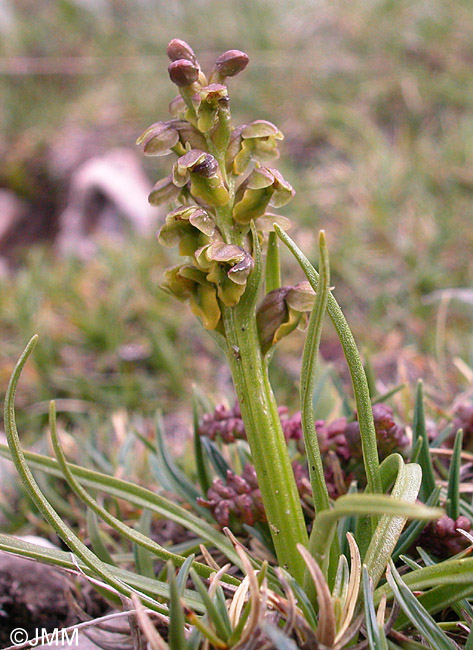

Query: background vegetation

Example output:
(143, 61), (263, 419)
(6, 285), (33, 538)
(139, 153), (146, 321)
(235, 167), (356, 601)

(0, 0), (472, 453)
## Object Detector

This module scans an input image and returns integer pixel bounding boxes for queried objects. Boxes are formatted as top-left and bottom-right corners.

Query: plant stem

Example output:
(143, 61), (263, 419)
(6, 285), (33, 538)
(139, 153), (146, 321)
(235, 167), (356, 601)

(222, 301), (308, 583)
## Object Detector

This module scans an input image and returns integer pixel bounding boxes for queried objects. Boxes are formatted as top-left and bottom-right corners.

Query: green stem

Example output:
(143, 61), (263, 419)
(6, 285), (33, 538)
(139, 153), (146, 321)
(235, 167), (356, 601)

(222, 298), (308, 582)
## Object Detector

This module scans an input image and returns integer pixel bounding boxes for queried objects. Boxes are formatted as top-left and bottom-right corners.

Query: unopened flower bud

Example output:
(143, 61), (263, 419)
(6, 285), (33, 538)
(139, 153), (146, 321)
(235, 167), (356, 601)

(211, 50), (249, 83)
(166, 39), (197, 65)
(168, 59), (199, 87)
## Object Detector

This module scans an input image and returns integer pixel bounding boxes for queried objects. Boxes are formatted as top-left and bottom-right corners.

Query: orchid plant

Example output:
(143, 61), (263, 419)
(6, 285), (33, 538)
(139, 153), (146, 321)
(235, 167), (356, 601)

(1, 39), (473, 650)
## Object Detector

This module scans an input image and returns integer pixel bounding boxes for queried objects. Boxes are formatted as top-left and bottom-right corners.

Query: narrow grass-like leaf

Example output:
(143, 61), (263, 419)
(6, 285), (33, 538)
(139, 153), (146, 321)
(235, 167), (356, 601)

(394, 582), (473, 631)
(190, 568), (231, 642)
(200, 437), (230, 480)
(307, 492), (442, 587)
(86, 508), (115, 566)
(176, 554), (196, 594)
(275, 225), (381, 497)
(265, 231), (281, 292)
(446, 429), (463, 520)
(152, 411), (202, 502)
(412, 380), (436, 501)
(375, 556), (473, 601)
(278, 568), (318, 630)
(0, 533), (206, 612)
(364, 462), (426, 589)
(336, 533), (361, 642)
(409, 437), (424, 464)
(371, 383), (405, 406)
(0, 443), (242, 581)
(379, 453), (404, 493)
(392, 485), (441, 562)
(134, 509), (155, 579)
(168, 562), (188, 650)
(48, 400), (227, 584)
(338, 481), (358, 556)
(386, 561), (458, 650)
(192, 389), (212, 496)
(300, 230), (331, 516)
(4, 337), (166, 613)
(363, 566), (388, 650)
(150, 411), (212, 519)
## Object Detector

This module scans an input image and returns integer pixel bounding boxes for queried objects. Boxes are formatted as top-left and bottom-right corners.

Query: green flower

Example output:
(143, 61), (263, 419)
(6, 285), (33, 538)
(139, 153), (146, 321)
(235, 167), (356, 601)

(257, 282), (315, 353)
(226, 120), (284, 175)
(162, 265), (221, 330)
(191, 84), (229, 133)
(233, 167), (294, 224)
(136, 120), (206, 157)
(158, 206), (216, 256)
(173, 150), (230, 207)
(195, 241), (254, 306)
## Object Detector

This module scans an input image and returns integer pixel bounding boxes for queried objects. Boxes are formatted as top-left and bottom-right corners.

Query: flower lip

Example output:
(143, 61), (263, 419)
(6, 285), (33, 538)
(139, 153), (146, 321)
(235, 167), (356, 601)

(192, 155), (219, 178)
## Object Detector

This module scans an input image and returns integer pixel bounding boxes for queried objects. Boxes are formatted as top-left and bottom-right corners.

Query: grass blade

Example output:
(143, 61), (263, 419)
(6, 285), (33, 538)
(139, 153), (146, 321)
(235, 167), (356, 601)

(412, 380), (436, 501)
(48, 400), (230, 584)
(168, 562), (188, 650)
(392, 485), (441, 562)
(0, 442), (242, 580)
(300, 230), (331, 515)
(446, 429), (463, 520)
(192, 389), (212, 496)
(275, 225), (381, 497)
(386, 561), (459, 650)
(363, 462), (425, 589)
(4, 337), (166, 613)
(265, 230), (281, 292)
(363, 566), (388, 650)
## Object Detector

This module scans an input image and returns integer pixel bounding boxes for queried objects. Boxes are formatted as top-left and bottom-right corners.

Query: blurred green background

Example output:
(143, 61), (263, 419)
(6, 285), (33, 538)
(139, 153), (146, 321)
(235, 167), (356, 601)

(1, 0), (472, 432)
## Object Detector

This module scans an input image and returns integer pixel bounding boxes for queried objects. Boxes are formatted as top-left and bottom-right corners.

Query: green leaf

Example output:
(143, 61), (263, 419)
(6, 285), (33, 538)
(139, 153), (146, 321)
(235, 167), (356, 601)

(364, 462), (427, 589)
(0, 533), (205, 612)
(168, 562), (188, 650)
(446, 429), (463, 520)
(3, 337), (165, 613)
(150, 411), (212, 519)
(275, 225), (381, 504)
(190, 568), (231, 642)
(133, 509), (155, 579)
(192, 388), (212, 495)
(363, 566), (388, 650)
(392, 485), (441, 562)
(0, 442), (242, 582)
(300, 231), (331, 516)
(307, 492), (442, 583)
(375, 556), (473, 601)
(200, 436), (231, 479)
(265, 231), (281, 293)
(86, 508), (115, 566)
(386, 561), (459, 650)
(48, 400), (227, 584)
(412, 380), (436, 501)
